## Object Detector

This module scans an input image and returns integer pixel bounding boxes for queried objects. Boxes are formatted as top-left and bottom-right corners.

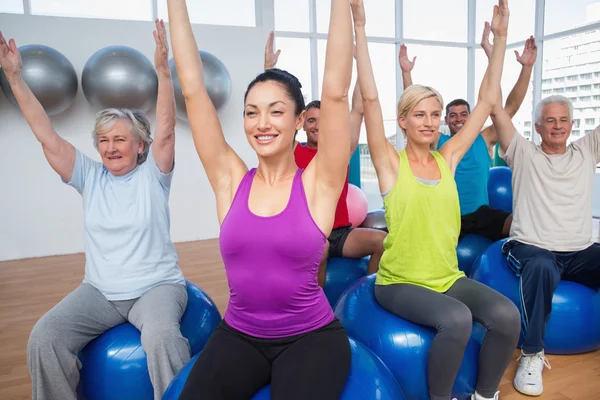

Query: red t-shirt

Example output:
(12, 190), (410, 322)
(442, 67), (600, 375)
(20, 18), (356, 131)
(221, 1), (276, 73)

(293, 143), (350, 229)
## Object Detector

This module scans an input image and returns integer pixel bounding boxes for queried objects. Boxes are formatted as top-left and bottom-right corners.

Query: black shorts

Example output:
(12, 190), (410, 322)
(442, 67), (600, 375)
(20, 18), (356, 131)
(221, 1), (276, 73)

(328, 225), (353, 258)
(460, 205), (511, 242)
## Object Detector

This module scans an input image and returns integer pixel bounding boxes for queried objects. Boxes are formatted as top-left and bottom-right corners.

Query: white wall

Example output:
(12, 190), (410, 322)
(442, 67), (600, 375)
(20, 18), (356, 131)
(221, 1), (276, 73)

(0, 13), (266, 261)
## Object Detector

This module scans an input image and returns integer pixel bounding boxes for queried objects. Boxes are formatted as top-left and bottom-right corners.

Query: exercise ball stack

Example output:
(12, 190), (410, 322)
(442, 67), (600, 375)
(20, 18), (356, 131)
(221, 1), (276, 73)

(163, 337), (405, 400)
(77, 281), (221, 400)
(82, 45), (158, 111)
(0, 44), (78, 115)
(456, 234), (493, 275)
(471, 239), (600, 354)
(360, 208), (387, 232)
(335, 275), (485, 400)
(323, 257), (369, 308)
(170, 51), (232, 121)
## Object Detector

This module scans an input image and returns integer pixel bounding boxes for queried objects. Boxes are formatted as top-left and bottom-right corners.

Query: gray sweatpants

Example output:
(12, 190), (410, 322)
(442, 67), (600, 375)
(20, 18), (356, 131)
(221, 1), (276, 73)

(375, 277), (521, 400)
(27, 282), (190, 400)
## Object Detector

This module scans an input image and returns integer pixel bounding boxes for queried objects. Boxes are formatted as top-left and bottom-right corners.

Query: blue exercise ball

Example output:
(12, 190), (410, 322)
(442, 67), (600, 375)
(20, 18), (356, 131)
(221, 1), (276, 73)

(334, 275), (485, 400)
(457, 234), (493, 276)
(82, 45), (158, 111)
(324, 257), (369, 308)
(487, 167), (512, 213)
(0, 44), (78, 116)
(77, 280), (221, 400)
(169, 50), (232, 121)
(471, 239), (600, 354)
(163, 337), (404, 400)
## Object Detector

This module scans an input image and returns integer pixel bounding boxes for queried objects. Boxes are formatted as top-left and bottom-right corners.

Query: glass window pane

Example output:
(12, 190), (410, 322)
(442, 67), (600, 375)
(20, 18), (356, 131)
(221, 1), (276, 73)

(404, 0), (467, 43)
(274, 37), (312, 109)
(545, 0), (600, 35)
(158, 0), (255, 26)
(542, 33), (600, 145)
(0, 0), (24, 14)
(31, 0), (152, 21)
(476, 0), (535, 45)
(475, 49), (534, 141)
(317, 0), (395, 37)
(274, 0), (309, 32)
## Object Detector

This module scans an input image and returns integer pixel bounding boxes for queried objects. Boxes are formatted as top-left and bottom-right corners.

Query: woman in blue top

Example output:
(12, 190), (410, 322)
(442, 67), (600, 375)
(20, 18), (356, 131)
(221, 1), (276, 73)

(0, 21), (188, 400)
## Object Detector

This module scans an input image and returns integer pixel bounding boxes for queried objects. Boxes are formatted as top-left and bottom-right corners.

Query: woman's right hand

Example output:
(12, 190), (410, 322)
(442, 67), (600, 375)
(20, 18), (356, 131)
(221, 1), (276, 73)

(264, 31), (280, 71)
(0, 32), (22, 81)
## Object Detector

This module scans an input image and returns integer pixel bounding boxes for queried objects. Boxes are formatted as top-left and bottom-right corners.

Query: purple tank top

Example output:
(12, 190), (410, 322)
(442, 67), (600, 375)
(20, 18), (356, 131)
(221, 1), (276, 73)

(220, 168), (334, 338)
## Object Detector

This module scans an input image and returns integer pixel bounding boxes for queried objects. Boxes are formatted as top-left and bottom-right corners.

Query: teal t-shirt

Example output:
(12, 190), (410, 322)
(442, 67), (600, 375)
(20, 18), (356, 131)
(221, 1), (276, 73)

(65, 146), (185, 300)
(438, 133), (490, 215)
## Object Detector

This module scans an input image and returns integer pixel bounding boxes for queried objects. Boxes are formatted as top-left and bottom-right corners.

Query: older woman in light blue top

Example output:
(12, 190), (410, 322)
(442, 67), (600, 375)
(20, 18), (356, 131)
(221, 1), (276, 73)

(0, 20), (188, 400)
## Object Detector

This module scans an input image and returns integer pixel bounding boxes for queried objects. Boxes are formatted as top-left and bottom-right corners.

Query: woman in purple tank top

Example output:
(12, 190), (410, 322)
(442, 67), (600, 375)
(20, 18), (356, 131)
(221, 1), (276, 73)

(166, 0), (355, 398)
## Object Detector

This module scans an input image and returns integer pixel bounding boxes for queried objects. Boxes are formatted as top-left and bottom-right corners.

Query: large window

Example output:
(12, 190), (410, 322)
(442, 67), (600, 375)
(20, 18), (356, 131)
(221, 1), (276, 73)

(31, 0), (152, 20)
(404, 0), (468, 43)
(317, 0), (395, 37)
(274, 0), (309, 32)
(0, 0), (23, 14)
(157, 0), (255, 26)
(545, 0), (600, 35)
(476, 0), (535, 45)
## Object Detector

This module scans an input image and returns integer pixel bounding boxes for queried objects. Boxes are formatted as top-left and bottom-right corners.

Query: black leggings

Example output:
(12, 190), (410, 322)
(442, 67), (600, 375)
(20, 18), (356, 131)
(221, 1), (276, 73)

(375, 277), (521, 400)
(178, 319), (351, 400)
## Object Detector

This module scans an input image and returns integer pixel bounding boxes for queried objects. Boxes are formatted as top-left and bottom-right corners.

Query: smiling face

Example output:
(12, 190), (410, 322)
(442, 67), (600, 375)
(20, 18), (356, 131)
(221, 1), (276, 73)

(243, 80), (305, 158)
(303, 107), (320, 147)
(445, 104), (470, 135)
(398, 97), (442, 147)
(96, 119), (143, 176)
(535, 102), (573, 153)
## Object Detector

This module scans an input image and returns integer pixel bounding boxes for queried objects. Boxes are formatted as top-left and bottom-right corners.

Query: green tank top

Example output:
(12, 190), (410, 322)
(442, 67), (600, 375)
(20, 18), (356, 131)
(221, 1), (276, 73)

(375, 150), (465, 292)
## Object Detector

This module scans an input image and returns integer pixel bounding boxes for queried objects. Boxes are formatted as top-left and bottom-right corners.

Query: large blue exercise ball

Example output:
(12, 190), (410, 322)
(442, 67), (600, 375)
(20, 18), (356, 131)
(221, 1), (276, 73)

(487, 167), (512, 213)
(323, 257), (369, 308)
(169, 50), (232, 121)
(163, 337), (404, 400)
(82, 45), (158, 111)
(334, 275), (485, 400)
(456, 234), (493, 276)
(471, 239), (600, 354)
(77, 281), (221, 400)
(0, 44), (78, 116)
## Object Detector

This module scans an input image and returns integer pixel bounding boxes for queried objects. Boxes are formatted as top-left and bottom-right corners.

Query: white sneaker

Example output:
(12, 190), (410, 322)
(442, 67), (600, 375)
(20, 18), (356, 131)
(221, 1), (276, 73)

(513, 350), (551, 396)
(471, 390), (499, 399)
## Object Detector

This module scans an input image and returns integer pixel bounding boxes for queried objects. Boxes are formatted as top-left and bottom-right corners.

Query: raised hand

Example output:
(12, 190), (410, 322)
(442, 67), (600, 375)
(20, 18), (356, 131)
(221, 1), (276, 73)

(398, 44), (416, 72)
(515, 36), (537, 66)
(481, 21), (493, 59)
(264, 31), (280, 70)
(0, 31), (22, 80)
(350, 0), (366, 28)
(153, 19), (170, 75)
(491, 0), (509, 39)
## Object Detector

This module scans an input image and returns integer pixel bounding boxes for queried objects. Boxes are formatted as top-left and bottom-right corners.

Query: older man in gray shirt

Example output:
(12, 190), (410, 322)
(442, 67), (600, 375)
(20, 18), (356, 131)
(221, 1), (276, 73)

(491, 94), (600, 397)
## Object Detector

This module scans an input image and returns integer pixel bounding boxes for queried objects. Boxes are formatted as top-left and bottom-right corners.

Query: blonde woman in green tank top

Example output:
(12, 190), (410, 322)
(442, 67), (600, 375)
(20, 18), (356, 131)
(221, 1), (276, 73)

(351, 1), (520, 400)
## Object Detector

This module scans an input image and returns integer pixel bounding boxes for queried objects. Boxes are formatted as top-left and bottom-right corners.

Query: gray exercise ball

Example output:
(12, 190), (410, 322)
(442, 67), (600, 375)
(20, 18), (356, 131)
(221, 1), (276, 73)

(82, 45), (158, 111)
(0, 44), (78, 116)
(360, 208), (388, 232)
(170, 51), (232, 121)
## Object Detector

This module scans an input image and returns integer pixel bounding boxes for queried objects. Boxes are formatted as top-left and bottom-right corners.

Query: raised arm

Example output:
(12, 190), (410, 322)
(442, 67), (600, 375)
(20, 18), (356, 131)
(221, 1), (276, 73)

(264, 31), (280, 71)
(352, 0), (398, 193)
(0, 32), (75, 182)
(151, 19), (176, 173)
(166, 0), (246, 204)
(439, 0), (509, 172)
(399, 44), (415, 90)
(349, 75), (363, 154)
(481, 31), (537, 147)
(309, 0), (354, 194)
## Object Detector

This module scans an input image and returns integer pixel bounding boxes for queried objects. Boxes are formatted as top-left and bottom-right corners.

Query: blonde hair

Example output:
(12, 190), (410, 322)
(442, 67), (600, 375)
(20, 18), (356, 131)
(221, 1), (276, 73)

(92, 108), (153, 164)
(397, 85), (444, 136)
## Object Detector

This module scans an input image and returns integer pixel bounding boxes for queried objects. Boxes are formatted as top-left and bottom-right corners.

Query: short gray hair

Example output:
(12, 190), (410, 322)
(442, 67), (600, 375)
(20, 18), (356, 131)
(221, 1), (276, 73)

(534, 95), (574, 125)
(92, 108), (153, 164)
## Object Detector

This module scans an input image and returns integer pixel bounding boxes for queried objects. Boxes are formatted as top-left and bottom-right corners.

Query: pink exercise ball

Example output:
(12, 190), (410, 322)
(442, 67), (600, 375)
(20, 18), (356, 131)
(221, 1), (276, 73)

(346, 184), (369, 228)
